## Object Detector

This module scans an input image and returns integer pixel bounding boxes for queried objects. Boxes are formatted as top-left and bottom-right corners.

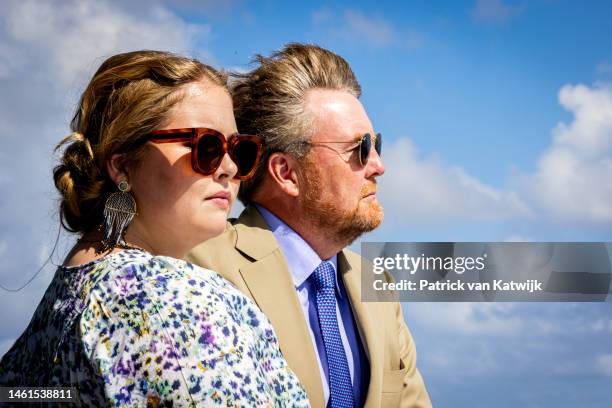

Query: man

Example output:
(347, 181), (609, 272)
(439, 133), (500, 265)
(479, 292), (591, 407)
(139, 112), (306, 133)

(188, 43), (431, 408)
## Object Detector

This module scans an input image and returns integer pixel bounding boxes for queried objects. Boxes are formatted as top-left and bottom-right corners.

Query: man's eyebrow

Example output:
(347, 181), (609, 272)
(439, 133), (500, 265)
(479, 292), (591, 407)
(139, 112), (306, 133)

(344, 133), (367, 143)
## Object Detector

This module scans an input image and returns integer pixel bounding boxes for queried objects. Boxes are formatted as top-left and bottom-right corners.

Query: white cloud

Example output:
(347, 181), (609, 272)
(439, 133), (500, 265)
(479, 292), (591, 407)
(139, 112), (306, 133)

(503, 235), (533, 242)
(405, 303), (522, 335)
(343, 10), (396, 48)
(554, 84), (612, 154)
(422, 339), (502, 379)
(153, 0), (244, 18)
(524, 83), (612, 223)
(552, 359), (592, 376)
(471, 0), (523, 24)
(406, 303), (612, 384)
(379, 138), (531, 222)
(311, 7), (332, 25)
(2, 0), (207, 87)
(311, 8), (422, 49)
(596, 62), (612, 75)
(378, 83), (612, 226)
(596, 354), (612, 376)
(0, 240), (7, 258)
(588, 318), (612, 333)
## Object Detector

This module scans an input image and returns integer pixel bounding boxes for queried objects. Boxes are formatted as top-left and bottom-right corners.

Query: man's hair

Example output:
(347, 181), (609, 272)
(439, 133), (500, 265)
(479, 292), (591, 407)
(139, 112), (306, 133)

(232, 43), (361, 204)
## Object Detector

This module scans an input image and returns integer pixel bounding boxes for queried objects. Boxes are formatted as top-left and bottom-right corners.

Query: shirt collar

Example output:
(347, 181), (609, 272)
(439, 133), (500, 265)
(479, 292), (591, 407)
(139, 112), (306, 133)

(256, 204), (341, 295)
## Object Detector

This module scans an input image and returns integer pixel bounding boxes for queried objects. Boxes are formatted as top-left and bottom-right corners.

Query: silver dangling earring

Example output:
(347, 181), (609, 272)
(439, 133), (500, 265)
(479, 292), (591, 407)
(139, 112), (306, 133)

(102, 179), (137, 250)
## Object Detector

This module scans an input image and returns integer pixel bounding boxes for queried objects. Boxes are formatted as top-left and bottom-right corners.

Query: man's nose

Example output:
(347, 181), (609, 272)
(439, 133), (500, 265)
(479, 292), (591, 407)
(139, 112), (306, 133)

(366, 147), (385, 177)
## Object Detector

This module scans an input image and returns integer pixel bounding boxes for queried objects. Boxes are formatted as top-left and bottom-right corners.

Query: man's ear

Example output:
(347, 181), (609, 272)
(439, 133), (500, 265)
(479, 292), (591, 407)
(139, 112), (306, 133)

(106, 154), (130, 185)
(267, 152), (301, 197)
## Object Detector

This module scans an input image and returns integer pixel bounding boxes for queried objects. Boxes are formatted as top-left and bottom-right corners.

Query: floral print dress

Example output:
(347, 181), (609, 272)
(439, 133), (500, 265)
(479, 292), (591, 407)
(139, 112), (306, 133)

(0, 249), (309, 407)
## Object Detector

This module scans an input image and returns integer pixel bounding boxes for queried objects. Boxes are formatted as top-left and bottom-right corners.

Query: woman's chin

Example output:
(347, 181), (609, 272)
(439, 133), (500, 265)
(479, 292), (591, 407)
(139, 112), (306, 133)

(194, 220), (228, 244)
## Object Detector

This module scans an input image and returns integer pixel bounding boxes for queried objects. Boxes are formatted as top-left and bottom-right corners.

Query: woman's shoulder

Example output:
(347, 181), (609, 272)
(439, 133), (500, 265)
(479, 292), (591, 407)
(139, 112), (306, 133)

(72, 249), (224, 288)
(79, 249), (242, 311)
(123, 250), (236, 293)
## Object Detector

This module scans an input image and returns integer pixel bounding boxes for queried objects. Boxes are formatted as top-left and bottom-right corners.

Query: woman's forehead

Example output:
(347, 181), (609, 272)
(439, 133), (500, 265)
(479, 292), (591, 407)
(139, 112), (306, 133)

(165, 82), (236, 135)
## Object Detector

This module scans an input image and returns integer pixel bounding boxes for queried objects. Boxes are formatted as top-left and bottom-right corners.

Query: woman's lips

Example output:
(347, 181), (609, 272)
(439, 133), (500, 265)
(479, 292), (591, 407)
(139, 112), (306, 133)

(205, 190), (231, 209)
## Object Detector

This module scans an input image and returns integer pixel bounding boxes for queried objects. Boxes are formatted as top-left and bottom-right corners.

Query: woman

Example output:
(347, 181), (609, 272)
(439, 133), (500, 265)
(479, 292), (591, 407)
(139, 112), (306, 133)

(0, 51), (309, 407)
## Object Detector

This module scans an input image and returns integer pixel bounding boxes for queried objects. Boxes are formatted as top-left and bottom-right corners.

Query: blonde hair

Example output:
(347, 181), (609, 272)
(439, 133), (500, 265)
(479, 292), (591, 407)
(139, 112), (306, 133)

(232, 43), (361, 204)
(53, 50), (227, 233)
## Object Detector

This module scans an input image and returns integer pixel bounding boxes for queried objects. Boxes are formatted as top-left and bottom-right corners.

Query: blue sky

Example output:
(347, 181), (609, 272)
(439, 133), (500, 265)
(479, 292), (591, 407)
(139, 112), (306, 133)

(0, 1), (611, 406)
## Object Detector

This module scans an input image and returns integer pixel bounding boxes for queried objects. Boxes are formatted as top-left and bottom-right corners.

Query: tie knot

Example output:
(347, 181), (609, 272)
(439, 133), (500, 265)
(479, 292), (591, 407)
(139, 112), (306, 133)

(313, 261), (336, 291)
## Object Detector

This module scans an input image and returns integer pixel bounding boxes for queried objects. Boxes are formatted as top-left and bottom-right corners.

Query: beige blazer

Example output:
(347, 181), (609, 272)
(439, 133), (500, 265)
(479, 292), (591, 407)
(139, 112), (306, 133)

(187, 206), (432, 408)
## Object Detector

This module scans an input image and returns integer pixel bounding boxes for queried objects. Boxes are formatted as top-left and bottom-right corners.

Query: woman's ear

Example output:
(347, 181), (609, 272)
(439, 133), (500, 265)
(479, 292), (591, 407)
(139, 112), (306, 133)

(106, 154), (129, 185)
(267, 152), (301, 197)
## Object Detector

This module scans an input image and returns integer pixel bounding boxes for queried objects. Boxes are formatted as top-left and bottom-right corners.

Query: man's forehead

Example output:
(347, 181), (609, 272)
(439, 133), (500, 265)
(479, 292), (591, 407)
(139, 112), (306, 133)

(304, 88), (373, 140)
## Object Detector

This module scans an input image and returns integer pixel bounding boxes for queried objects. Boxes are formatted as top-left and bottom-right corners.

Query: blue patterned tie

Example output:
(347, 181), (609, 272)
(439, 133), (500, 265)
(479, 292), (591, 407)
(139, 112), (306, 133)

(313, 261), (355, 408)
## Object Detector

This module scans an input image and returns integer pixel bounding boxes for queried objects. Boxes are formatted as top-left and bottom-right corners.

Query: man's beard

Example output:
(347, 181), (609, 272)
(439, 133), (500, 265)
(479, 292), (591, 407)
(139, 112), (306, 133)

(300, 160), (384, 247)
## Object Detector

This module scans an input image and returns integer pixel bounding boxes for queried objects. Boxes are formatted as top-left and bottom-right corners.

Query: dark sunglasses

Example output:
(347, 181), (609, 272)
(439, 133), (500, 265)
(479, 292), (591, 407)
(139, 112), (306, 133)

(146, 128), (263, 180)
(309, 132), (382, 166)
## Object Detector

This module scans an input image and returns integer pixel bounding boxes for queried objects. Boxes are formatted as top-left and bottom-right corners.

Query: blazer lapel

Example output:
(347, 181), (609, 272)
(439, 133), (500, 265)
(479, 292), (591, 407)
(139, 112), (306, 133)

(234, 206), (325, 408)
(338, 250), (384, 408)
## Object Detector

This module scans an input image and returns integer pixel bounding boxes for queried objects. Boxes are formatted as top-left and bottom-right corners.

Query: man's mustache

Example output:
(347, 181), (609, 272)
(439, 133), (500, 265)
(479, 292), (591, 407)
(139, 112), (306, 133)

(360, 182), (378, 198)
